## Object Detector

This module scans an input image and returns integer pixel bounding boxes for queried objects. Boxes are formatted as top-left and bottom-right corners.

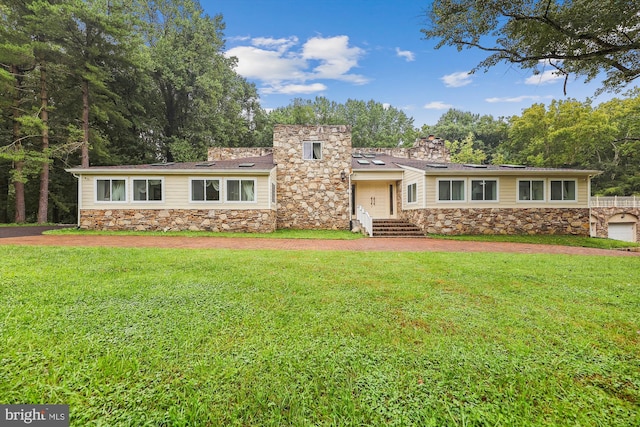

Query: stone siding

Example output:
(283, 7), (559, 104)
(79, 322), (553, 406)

(80, 209), (276, 233)
(401, 208), (591, 236)
(273, 125), (351, 229)
(208, 147), (273, 161)
(590, 207), (640, 241)
(354, 138), (450, 162)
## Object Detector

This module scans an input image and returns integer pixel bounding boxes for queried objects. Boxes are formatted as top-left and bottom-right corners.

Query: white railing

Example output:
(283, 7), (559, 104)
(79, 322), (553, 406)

(591, 196), (640, 208)
(356, 205), (373, 237)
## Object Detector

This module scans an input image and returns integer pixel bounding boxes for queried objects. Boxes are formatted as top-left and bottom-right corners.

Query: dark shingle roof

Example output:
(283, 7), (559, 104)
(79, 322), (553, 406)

(68, 154), (275, 172)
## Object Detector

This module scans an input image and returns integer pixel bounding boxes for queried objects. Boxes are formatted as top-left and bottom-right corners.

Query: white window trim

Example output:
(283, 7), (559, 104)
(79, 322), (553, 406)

(131, 177), (165, 203)
(94, 177), (128, 203)
(189, 178), (222, 204)
(225, 178), (258, 203)
(302, 141), (323, 160)
(407, 181), (418, 204)
(516, 179), (546, 203)
(549, 179), (578, 202)
(436, 178), (466, 203)
(469, 178), (499, 203)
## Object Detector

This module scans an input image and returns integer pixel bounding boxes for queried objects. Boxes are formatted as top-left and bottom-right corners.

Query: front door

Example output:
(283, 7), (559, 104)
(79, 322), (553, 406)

(355, 181), (396, 219)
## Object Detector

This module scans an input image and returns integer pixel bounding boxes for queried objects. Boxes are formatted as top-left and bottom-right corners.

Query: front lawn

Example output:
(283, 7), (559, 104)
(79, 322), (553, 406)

(1, 246), (638, 425)
(430, 233), (640, 250)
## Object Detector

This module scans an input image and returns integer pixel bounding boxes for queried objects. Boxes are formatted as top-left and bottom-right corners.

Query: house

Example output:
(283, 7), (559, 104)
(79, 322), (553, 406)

(68, 124), (622, 239)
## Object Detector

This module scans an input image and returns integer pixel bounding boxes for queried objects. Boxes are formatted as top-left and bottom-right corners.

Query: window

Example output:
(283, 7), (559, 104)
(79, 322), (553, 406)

(518, 180), (544, 201)
(96, 179), (126, 202)
(407, 182), (417, 204)
(438, 179), (465, 201)
(550, 180), (576, 201)
(133, 179), (163, 201)
(271, 182), (276, 204)
(303, 141), (322, 160)
(471, 179), (497, 201)
(227, 179), (255, 202)
(191, 179), (220, 202)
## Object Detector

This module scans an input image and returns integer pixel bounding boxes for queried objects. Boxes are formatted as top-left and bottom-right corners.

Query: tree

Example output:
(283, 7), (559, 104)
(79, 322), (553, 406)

(445, 132), (487, 164)
(137, 0), (265, 161)
(423, 0), (640, 93)
(423, 109), (508, 162)
(267, 97), (417, 147)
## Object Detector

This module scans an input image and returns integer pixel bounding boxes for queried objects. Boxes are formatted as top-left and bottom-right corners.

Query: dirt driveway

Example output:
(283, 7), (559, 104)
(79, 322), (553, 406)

(1, 227), (638, 256)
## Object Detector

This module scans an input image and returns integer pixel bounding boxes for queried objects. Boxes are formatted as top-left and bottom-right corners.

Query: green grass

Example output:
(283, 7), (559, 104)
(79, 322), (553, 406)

(430, 233), (640, 250)
(1, 246), (639, 426)
(46, 227), (363, 240)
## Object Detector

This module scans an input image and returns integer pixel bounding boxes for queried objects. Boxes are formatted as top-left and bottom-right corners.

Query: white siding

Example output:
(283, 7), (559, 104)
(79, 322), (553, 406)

(80, 173), (273, 210)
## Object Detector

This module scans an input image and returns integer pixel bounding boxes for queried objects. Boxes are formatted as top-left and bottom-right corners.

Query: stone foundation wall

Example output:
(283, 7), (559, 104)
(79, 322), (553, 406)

(400, 208), (591, 236)
(80, 209), (276, 233)
(590, 207), (640, 241)
(273, 125), (351, 230)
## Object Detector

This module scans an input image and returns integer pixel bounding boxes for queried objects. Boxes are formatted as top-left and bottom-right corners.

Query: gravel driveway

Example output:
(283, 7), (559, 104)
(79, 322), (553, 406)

(1, 227), (638, 256)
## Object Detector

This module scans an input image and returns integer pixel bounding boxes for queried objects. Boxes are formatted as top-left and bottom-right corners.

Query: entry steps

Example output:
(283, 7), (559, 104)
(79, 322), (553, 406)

(371, 219), (424, 237)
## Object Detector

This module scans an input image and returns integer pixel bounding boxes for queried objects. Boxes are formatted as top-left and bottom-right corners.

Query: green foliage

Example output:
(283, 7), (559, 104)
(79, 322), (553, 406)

(423, 0), (640, 93)
(266, 97), (417, 147)
(445, 132), (487, 164)
(422, 109), (508, 162)
(1, 246), (639, 424)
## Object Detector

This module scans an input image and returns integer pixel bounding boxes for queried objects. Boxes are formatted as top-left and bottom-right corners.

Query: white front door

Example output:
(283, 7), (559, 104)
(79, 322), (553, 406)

(355, 181), (396, 219)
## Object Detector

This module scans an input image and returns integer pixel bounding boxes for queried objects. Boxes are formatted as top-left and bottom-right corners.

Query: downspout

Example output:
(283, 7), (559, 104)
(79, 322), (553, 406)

(73, 173), (81, 228)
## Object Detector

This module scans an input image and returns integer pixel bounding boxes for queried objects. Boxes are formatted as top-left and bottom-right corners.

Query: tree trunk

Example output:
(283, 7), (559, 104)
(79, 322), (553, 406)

(81, 78), (90, 168)
(38, 62), (50, 223)
(11, 65), (26, 223)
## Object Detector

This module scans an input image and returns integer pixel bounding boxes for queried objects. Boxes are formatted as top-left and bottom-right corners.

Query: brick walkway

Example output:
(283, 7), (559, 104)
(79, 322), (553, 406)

(1, 232), (639, 256)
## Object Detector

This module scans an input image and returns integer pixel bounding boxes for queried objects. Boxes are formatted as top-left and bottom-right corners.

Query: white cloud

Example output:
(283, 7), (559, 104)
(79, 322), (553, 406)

(441, 71), (472, 88)
(424, 101), (454, 110)
(261, 83), (327, 95)
(485, 95), (549, 103)
(525, 70), (564, 85)
(225, 35), (368, 94)
(302, 36), (368, 84)
(395, 47), (415, 62)
(226, 46), (307, 82)
(252, 36), (299, 53)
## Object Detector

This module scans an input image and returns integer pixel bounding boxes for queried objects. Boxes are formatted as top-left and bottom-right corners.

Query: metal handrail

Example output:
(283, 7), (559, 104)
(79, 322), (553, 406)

(356, 205), (373, 237)
(591, 196), (640, 208)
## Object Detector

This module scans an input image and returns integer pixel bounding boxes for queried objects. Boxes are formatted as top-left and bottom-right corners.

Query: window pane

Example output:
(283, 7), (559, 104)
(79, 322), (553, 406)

(133, 180), (147, 201)
(408, 183), (417, 203)
(97, 180), (110, 201)
(312, 142), (322, 159)
(452, 181), (464, 201)
(241, 180), (255, 201)
(550, 181), (562, 200)
(438, 181), (450, 201)
(192, 180), (204, 201)
(148, 180), (162, 201)
(564, 181), (576, 200)
(205, 180), (220, 201)
(112, 180), (126, 201)
(303, 142), (312, 160)
(531, 180), (544, 201)
(227, 180), (240, 201)
(485, 180), (497, 200)
(471, 181), (484, 200)
(519, 181), (530, 200)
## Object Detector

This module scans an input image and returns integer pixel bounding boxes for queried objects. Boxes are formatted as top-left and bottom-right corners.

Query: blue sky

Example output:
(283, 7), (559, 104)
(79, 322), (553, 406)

(204, 0), (616, 127)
